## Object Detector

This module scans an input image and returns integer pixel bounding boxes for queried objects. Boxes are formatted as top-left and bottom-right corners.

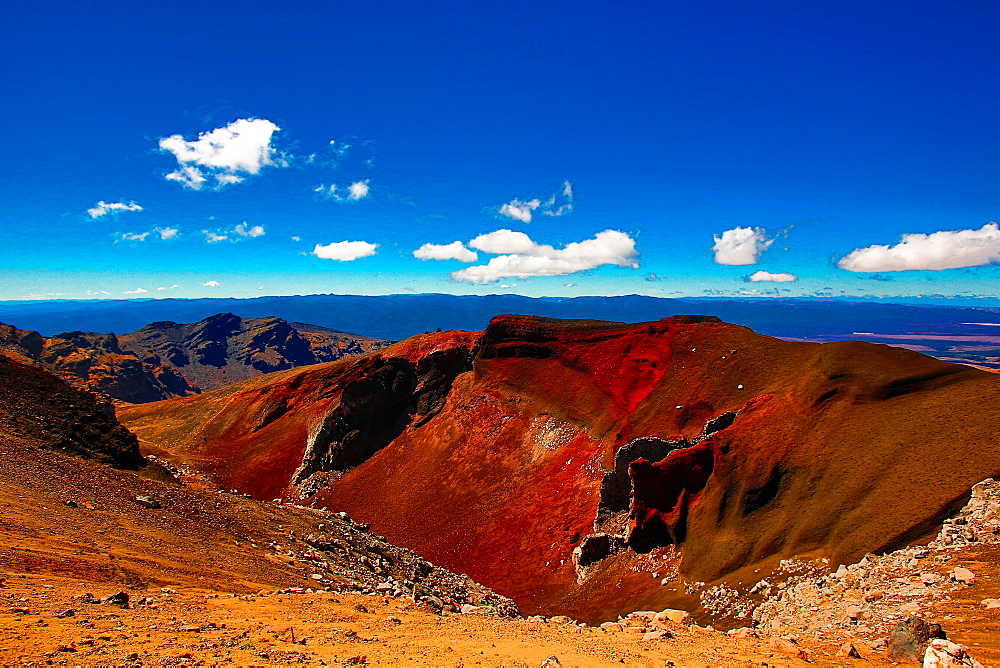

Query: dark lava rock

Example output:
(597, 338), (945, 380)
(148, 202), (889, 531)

(887, 616), (946, 662)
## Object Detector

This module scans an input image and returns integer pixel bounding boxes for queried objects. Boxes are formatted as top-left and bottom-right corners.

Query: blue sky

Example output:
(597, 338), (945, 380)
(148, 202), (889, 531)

(2, 0), (999, 302)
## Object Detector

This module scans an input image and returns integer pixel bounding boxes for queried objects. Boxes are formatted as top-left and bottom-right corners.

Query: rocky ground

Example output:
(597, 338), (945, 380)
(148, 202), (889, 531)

(3, 429), (998, 665)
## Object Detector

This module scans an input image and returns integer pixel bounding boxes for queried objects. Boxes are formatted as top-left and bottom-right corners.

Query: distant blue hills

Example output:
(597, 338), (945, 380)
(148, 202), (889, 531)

(2, 295), (1000, 367)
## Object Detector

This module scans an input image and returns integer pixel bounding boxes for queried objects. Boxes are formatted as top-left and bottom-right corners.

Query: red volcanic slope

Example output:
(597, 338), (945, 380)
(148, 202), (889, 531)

(121, 315), (1000, 622)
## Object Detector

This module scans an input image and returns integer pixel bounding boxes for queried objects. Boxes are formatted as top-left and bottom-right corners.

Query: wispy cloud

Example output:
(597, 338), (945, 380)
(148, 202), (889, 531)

(234, 222), (265, 237)
(159, 118), (285, 190)
(156, 227), (180, 240)
(156, 284), (181, 291)
(451, 229), (638, 284)
(838, 223), (1000, 272)
(312, 240), (378, 261)
(123, 287), (148, 294)
(314, 179), (371, 201)
(118, 231), (150, 242)
(711, 227), (773, 265)
(412, 241), (478, 262)
(88, 200), (143, 218)
(202, 230), (228, 243)
(499, 199), (540, 223)
(748, 270), (798, 282)
(497, 181), (574, 223)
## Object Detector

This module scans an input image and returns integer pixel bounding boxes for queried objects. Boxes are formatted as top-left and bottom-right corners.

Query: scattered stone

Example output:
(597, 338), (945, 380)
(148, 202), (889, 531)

(837, 642), (862, 659)
(653, 608), (693, 625)
(55, 609), (75, 618)
(887, 616), (946, 662)
(641, 629), (672, 641)
(727, 627), (758, 638)
(980, 598), (1000, 609)
(845, 604), (863, 621)
(134, 496), (161, 509)
(952, 567), (975, 585)
(540, 657), (562, 668)
(923, 639), (985, 667)
(62, 500), (78, 508)
(599, 622), (623, 632)
(55, 644), (77, 653)
(102, 592), (129, 608)
(768, 636), (807, 659)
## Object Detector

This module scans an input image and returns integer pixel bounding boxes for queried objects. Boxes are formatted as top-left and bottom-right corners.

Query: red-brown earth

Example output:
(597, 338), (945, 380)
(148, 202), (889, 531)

(121, 314), (1000, 629)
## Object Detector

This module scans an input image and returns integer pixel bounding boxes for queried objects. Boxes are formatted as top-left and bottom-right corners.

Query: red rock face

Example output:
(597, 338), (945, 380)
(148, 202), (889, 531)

(120, 315), (1000, 623)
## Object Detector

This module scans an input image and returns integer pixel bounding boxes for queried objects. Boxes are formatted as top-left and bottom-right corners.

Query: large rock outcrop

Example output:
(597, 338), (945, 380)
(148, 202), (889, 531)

(120, 315), (1000, 622)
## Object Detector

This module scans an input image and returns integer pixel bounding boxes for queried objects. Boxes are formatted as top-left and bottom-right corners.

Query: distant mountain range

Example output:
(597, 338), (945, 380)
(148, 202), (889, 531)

(0, 313), (389, 403)
(2, 294), (998, 369)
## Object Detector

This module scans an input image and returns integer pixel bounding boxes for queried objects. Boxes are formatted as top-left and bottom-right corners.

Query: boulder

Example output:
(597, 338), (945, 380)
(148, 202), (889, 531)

(923, 639), (984, 667)
(888, 616), (946, 662)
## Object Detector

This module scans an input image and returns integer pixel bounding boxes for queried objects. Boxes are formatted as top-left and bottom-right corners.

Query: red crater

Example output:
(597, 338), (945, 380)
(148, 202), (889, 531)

(121, 314), (1000, 623)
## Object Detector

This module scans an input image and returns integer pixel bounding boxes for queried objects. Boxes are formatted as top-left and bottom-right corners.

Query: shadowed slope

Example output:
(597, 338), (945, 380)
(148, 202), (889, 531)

(121, 315), (1000, 622)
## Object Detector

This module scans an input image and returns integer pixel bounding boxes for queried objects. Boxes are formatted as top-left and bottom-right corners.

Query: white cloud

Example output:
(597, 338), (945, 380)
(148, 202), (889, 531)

(469, 229), (540, 255)
(498, 181), (574, 223)
(164, 165), (208, 190)
(88, 200), (143, 218)
(159, 118), (284, 190)
(156, 227), (180, 240)
(123, 288), (148, 294)
(748, 270), (798, 282)
(315, 180), (371, 202)
(291, 236), (301, 242)
(312, 240), (378, 261)
(119, 231), (149, 242)
(202, 280), (222, 287)
(234, 222), (265, 237)
(838, 223), (1000, 272)
(711, 227), (773, 265)
(413, 241), (478, 262)
(203, 230), (228, 243)
(499, 198), (541, 223)
(156, 284), (181, 291)
(347, 180), (370, 200)
(451, 229), (638, 284)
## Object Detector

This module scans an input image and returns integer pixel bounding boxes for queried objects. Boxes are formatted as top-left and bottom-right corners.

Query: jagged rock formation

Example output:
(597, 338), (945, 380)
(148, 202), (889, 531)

(0, 314), (389, 403)
(120, 315), (1000, 623)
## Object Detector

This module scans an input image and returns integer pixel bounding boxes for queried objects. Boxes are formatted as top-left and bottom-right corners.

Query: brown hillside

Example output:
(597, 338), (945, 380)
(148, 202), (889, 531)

(120, 315), (1000, 624)
(0, 313), (389, 403)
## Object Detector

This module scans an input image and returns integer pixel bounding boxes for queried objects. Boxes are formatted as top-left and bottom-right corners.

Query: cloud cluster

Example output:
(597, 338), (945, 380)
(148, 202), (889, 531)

(160, 118), (284, 190)
(449, 229), (638, 284)
(200, 223), (265, 244)
(838, 223), (1000, 272)
(312, 240), (378, 261)
(498, 181), (574, 223)
(234, 222), (265, 237)
(748, 270), (798, 282)
(711, 227), (773, 265)
(413, 241), (478, 262)
(314, 180), (370, 201)
(203, 281), (221, 288)
(88, 201), (142, 218)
